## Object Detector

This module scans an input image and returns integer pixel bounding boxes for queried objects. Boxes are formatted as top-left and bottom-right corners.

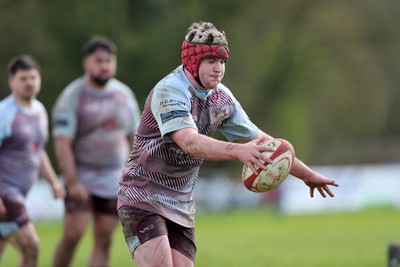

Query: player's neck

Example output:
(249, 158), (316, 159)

(84, 75), (107, 90)
(13, 94), (33, 108)
(183, 68), (207, 91)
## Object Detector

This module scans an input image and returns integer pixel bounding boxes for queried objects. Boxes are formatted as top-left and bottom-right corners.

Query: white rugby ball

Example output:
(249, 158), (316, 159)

(242, 138), (295, 193)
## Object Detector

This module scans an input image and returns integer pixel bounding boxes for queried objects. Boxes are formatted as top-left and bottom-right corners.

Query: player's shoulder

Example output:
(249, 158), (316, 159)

(153, 66), (191, 97)
(108, 78), (137, 96)
(55, 78), (85, 103)
(0, 96), (19, 130)
(0, 95), (18, 113)
(61, 77), (85, 95)
(215, 83), (234, 97)
(31, 99), (46, 112)
(0, 95), (11, 109)
(215, 83), (241, 104)
(108, 78), (129, 89)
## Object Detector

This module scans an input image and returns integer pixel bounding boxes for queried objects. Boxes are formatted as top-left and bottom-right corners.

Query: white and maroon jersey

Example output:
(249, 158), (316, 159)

(0, 95), (48, 196)
(118, 65), (259, 227)
(52, 77), (141, 198)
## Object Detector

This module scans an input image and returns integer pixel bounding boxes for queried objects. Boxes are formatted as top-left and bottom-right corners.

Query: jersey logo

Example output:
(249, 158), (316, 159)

(214, 108), (227, 118)
(32, 142), (40, 152)
(160, 110), (188, 124)
(103, 119), (117, 129)
(54, 118), (69, 126)
(139, 224), (154, 234)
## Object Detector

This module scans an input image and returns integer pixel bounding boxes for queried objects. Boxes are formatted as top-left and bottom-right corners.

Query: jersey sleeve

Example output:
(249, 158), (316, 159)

(124, 87), (141, 136)
(219, 93), (259, 142)
(52, 81), (80, 138)
(150, 85), (196, 141)
(0, 97), (17, 147)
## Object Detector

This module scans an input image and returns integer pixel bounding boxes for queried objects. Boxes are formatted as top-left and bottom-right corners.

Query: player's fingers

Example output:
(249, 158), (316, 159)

(330, 181), (339, 187)
(310, 187), (315, 198)
(253, 158), (266, 172)
(324, 186), (335, 197)
(260, 145), (275, 153)
(317, 187), (326, 198)
(248, 161), (260, 175)
(258, 153), (271, 164)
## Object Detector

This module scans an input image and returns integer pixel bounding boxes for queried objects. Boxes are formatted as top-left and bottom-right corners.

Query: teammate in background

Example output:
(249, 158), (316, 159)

(51, 36), (141, 267)
(0, 55), (65, 267)
(388, 243), (400, 266)
(117, 21), (339, 267)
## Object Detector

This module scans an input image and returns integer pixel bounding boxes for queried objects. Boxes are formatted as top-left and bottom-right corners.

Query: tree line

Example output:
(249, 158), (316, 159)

(1, 0), (399, 168)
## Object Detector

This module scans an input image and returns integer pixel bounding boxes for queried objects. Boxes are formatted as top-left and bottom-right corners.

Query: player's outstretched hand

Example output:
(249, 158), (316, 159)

(303, 172), (339, 198)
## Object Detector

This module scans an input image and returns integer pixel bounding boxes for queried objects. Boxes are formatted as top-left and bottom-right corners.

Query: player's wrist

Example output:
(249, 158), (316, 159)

(226, 143), (241, 160)
(65, 178), (79, 188)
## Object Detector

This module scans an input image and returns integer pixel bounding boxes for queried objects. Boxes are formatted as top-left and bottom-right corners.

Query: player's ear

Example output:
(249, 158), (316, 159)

(82, 56), (91, 71)
(82, 57), (87, 69)
(8, 76), (15, 91)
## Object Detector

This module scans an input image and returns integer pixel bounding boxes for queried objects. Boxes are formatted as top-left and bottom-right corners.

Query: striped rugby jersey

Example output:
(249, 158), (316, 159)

(118, 65), (258, 227)
(52, 78), (141, 198)
(0, 95), (48, 196)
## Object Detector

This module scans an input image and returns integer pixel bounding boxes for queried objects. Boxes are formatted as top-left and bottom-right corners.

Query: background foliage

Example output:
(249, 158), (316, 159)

(1, 0), (399, 168)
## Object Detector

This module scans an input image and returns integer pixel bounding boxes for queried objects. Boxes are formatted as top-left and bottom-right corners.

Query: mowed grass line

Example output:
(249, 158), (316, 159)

(195, 207), (399, 267)
(1, 207), (399, 266)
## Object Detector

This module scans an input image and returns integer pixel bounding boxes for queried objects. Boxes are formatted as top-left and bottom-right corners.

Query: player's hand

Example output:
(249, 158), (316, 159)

(0, 198), (6, 217)
(66, 181), (89, 202)
(303, 172), (339, 198)
(238, 137), (274, 175)
(52, 182), (66, 199)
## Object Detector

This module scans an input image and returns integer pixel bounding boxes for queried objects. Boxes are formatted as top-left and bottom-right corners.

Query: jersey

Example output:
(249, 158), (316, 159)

(52, 77), (141, 198)
(0, 95), (48, 197)
(118, 65), (259, 227)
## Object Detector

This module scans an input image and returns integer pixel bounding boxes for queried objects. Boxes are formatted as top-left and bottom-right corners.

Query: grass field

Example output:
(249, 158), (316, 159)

(1, 207), (399, 266)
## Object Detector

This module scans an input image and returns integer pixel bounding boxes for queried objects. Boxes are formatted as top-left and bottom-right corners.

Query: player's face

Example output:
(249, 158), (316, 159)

(8, 68), (41, 103)
(83, 49), (117, 87)
(198, 58), (225, 89)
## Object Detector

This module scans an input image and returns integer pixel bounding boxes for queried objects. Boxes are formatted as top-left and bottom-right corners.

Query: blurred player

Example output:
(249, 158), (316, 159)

(51, 36), (141, 267)
(117, 21), (339, 266)
(0, 55), (65, 267)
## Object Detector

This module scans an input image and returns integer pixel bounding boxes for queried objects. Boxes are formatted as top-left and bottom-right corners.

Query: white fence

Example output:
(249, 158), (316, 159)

(25, 163), (400, 221)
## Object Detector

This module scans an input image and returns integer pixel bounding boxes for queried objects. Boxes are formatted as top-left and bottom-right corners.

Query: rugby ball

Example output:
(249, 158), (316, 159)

(242, 139), (295, 193)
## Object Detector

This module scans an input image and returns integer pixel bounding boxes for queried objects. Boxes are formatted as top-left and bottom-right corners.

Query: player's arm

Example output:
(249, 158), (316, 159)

(249, 130), (338, 198)
(127, 134), (135, 148)
(54, 137), (88, 201)
(170, 127), (273, 174)
(39, 151), (66, 199)
(242, 130), (274, 143)
(0, 198), (6, 215)
(290, 159), (339, 198)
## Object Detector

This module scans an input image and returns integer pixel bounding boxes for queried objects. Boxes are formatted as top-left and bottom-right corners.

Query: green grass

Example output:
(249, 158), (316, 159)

(2, 207), (399, 266)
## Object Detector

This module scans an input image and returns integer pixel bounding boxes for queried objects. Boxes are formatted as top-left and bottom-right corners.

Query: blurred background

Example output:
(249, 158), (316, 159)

(1, 2), (400, 266)
(1, 0), (400, 216)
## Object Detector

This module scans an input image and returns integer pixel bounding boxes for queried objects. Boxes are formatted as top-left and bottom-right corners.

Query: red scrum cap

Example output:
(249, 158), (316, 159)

(181, 22), (229, 79)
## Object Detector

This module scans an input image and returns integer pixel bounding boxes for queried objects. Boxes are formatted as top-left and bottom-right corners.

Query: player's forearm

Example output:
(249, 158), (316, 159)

(54, 138), (78, 186)
(171, 128), (239, 161)
(39, 152), (59, 186)
(186, 135), (239, 160)
(290, 158), (314, 182)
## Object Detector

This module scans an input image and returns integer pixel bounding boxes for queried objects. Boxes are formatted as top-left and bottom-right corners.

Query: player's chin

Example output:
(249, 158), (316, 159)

(205, 80), (220, 89)
(91, 76), (111, 86)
